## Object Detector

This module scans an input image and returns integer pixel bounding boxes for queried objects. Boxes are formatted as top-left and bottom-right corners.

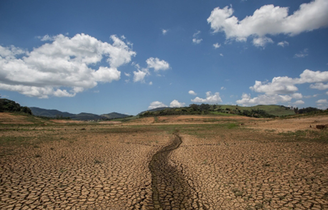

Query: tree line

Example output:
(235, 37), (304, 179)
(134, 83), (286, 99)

(0, 98), (32, 115)
(140, 104), (276, 118)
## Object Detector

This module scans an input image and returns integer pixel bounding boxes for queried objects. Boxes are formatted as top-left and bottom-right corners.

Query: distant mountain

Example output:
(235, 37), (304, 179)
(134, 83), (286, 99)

(30, 107), (128, 121)
(101, 112), (130, 120)
(72, 112), (105, 121)
(30, 107), (75, 118)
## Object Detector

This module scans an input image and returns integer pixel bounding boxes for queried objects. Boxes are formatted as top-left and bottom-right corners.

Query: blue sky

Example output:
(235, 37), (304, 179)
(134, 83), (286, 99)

(0, 0), (328, 115)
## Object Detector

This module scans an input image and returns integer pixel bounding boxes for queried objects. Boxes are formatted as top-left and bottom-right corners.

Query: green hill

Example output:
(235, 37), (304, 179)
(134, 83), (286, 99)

(139, 104), (295, 118)
(101, 112), (130, 120)
(216, 105), (295, 117)
(0, 98), (32, 115)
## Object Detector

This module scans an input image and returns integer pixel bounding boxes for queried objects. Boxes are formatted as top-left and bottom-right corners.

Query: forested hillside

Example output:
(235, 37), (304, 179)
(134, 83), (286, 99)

(0, 98), (32, 115)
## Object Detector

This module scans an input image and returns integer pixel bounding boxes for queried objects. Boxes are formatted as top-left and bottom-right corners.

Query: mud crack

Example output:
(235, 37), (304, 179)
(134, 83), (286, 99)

(148, 132), (206, 209)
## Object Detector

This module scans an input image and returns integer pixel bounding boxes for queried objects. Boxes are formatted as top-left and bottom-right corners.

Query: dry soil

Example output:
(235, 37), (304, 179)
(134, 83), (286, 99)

(0, 114), (327, 209)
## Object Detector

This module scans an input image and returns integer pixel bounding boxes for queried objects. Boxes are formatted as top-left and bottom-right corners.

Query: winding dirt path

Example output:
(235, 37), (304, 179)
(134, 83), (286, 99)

(148, 133), (207, 209)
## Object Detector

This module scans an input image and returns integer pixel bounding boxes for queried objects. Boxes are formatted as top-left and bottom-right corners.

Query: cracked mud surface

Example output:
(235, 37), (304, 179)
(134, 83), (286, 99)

(148, 133), (207, 209)
(171, 126), (328, 209)
(0, 126), (171, 209)
(1, 114), (328, 209)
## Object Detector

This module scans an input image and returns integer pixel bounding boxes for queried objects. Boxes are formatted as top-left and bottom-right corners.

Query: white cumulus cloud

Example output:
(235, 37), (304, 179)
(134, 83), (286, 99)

(236, 93), (292, 106)
(237, 69), (328, 106)
(277, 41), (289, 47)
(250, 69), (328, 95)
(291, 93), (303, 99)
(253, 37), (273, 47)
(251, 77), (298, 95)
(310, 83), (328, 90)
(188, 90), (197, 95)
(0, 45), (26, 58)
(170, 100), (185, 108)
(191, 91), (222, 103)
(133, 69), (148, 83)
(316, 99), (328, 109)
(146, 57), (170, 71)
(317, 99), (328, 104)
(294, 100), (305, 105)
(213, 43), (221, 49)
(132, 57), (170, 83)
(148, 101), (168, 110)
(39, 34), (55, 41)
(207, 0), (328, 46)
(0, 33), (136, 98)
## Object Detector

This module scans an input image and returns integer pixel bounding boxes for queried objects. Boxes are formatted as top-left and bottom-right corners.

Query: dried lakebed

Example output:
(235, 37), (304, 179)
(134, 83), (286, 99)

(148, 133), (207, 209)
(1, 122), (328, 209)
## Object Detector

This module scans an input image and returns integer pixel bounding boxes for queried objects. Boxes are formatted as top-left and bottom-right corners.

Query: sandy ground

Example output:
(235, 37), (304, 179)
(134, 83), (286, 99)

(0, 114), (328, 209)
(247, 115), (328, 133)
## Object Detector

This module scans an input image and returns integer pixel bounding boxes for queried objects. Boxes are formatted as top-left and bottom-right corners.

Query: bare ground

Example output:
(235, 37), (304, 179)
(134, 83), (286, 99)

(0, 114), (328, 209)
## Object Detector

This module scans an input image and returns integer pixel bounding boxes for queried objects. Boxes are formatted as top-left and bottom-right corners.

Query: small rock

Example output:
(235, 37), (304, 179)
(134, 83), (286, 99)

(316, 125), (327, 129)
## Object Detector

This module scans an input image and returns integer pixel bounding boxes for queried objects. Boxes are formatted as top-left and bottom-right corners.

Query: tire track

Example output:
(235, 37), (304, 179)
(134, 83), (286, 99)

(148, 132), (207, 209)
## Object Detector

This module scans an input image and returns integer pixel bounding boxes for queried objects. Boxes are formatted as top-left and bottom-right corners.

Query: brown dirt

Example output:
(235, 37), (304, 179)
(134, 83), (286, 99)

(0, 113), (33, 124)
(247, 115), (328, 132)
(0, 125), (171, 209)
(128, 115), (264, 126)
(0, 114), (328, 209)
(171, 130), (328, 209)
(50, 119), (87, 124)
(50, 120), (121, 124)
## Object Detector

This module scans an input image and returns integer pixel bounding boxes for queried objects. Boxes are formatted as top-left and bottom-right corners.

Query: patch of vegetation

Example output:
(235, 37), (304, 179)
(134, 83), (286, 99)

(0, 130), (68, 147)
(280, 108), (328, 119)
(265, 129), (276, 132)
(208, 111), (237, 116)
(0, 98), (32, 115)
(0, 136), (33, 146)
(109, 116), (139, 122)
(294, 107), (326, 115)
(227, 123), (238, 129)
(278, 130), (328, 143)
(213, 123), (239, 129)
(139, 104), (292, 118)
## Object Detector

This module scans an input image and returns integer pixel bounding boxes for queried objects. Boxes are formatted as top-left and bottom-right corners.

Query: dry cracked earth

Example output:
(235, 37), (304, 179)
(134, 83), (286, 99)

(1, 115), (328, 209)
